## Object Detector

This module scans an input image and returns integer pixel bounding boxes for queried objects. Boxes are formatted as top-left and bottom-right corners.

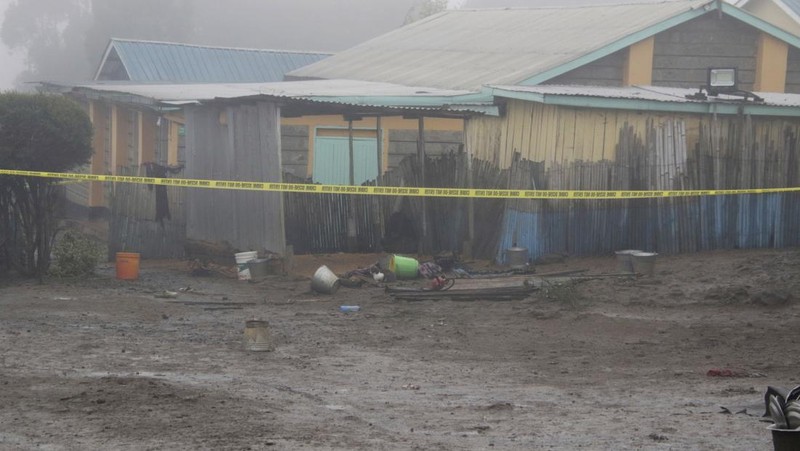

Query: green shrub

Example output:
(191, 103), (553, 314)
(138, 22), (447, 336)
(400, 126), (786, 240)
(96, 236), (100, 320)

(0, 93), (93, 277)
(50, 231), (103, 277)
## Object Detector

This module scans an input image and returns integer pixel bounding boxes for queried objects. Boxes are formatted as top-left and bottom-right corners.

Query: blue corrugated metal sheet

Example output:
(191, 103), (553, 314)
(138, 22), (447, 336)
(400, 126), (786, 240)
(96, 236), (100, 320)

(96, 39), (331, 83)
(496, 193), (800, 263)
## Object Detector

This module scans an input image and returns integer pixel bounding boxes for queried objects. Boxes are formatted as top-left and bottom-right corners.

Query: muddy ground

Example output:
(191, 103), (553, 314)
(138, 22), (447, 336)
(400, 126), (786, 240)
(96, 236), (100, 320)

(1, 248), (799, 450)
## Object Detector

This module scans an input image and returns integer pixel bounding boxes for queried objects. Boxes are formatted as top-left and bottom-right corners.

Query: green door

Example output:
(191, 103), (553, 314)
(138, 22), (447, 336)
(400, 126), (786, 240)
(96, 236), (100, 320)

(313, 136), (378, 185)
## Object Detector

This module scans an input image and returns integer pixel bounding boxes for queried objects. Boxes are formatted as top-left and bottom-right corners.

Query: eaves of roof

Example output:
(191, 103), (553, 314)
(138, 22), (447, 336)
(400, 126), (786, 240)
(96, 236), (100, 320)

(487, 84), (800, 117)
(62, 80), (499, 116)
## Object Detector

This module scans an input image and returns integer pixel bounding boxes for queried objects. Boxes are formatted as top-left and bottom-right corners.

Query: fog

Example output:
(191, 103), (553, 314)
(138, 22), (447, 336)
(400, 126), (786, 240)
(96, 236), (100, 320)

(0, 0), (24, 90)
(0, 0), (422, 89)
(0, 0), (717, 90)
(464, 0), (681, 6)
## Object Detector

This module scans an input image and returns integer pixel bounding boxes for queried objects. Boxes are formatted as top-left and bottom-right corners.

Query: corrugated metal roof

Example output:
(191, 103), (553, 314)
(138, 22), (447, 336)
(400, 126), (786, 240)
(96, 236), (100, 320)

(287, 0), (714, 90)
(488, 84), (800, 117)
(66, 79), (495, 114)
(489, 84), (800, 107)
(74, 79), (472, 101)
(95, 39), (331, 83)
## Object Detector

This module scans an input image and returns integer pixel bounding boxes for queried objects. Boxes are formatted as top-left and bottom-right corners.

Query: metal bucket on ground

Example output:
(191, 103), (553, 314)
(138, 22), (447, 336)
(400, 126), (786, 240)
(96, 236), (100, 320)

(115, 252), (140, 280)
(247, 259), (272, 281)
(390, 255), (419, 279)
(614, 249), (641, 273)
(243, 320), (273, 352)
(234, 251), (258, 281)
(506, 247), (529, 270)
(631, 251), (658, 276)
(311, 265), (340, 294)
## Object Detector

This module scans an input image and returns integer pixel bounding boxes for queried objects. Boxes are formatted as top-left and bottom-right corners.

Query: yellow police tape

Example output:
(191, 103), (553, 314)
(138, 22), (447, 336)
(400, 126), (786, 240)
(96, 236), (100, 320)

(2, 168), (799, 200)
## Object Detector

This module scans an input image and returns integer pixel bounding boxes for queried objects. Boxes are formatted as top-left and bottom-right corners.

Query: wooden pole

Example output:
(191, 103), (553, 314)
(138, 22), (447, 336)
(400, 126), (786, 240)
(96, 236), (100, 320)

(375, 116), (385, 251)
(348, 119), (355, 186)
(376, 116), (383, 186)
(347, 119), (357, 251)
(466, 123), (474, 259)
(418, 116), (427, 255)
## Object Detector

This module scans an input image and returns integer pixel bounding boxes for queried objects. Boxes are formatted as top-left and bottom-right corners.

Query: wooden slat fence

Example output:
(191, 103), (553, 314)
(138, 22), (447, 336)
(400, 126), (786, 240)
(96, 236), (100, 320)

(108, 166), (187, 259)
(497, 117), (800, 261)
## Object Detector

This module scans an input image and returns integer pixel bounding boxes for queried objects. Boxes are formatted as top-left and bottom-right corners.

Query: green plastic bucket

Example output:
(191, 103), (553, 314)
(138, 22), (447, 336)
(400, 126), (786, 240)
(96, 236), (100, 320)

(390, 255), (419, 279)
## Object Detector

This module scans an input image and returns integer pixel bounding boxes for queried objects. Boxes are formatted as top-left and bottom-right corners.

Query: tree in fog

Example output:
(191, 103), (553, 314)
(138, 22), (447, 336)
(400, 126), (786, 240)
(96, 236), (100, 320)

(1, 0), (194, 84)
(191, 0), (418, 51)
(1, 0), (91, 83)
(2, 0), (427, 86)
(83, 0), (195, 67)
(0, 93), (93, 277)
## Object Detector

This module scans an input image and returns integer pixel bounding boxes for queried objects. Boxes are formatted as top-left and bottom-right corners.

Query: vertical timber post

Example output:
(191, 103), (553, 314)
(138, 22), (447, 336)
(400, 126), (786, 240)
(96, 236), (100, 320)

(347, 119), (357, 252)
(375, 116), (384, 252)
(417, 116), (427, 255)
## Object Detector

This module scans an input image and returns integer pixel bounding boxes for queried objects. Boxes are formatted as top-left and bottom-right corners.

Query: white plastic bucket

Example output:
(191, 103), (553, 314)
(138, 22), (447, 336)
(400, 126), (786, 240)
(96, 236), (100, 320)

(310, 265), (340, 294)
(234, 251), (258, 281)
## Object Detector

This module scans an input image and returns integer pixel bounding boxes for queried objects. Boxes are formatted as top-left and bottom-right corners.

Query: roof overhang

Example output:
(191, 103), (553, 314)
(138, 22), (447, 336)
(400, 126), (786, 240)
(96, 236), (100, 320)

(48, 80), (499, 117)
(487, 84), (800, 118)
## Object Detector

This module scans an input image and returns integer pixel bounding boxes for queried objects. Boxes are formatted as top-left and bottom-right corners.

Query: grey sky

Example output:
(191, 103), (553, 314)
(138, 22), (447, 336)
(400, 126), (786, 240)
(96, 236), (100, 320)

(0, 0), (731, 91)
(0, 0), (25, 90)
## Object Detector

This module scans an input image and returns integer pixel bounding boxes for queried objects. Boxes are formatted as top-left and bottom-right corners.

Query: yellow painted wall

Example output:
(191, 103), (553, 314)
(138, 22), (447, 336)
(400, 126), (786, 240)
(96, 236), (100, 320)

(88, 101), (108, 207)
(754, 32), (788, 92)
(624, 37), (654, 86)
(467, 99), (704, 169)
(466, 99), (800, 190)
(167, 120), (180, 165)
(138, 111), (157, 165)
(110, 105), (123, 173)
(282, 115), (463, 176)
(164, 113), (185, 166)
(84, 101), (166, 208)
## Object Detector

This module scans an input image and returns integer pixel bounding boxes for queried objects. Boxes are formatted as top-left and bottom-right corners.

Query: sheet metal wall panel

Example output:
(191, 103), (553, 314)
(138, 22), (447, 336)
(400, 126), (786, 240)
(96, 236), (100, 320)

(497, 193), (800, 263)
(185, 102), (285, 253)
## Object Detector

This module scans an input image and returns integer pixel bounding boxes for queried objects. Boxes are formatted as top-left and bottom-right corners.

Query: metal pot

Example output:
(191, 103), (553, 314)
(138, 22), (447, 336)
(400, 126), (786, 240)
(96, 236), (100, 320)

(506, 246), (529, 270)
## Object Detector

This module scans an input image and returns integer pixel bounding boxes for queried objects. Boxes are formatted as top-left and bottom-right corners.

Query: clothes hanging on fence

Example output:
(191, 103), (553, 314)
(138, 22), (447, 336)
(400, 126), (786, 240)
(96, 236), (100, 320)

(143, 163), (183, 227)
